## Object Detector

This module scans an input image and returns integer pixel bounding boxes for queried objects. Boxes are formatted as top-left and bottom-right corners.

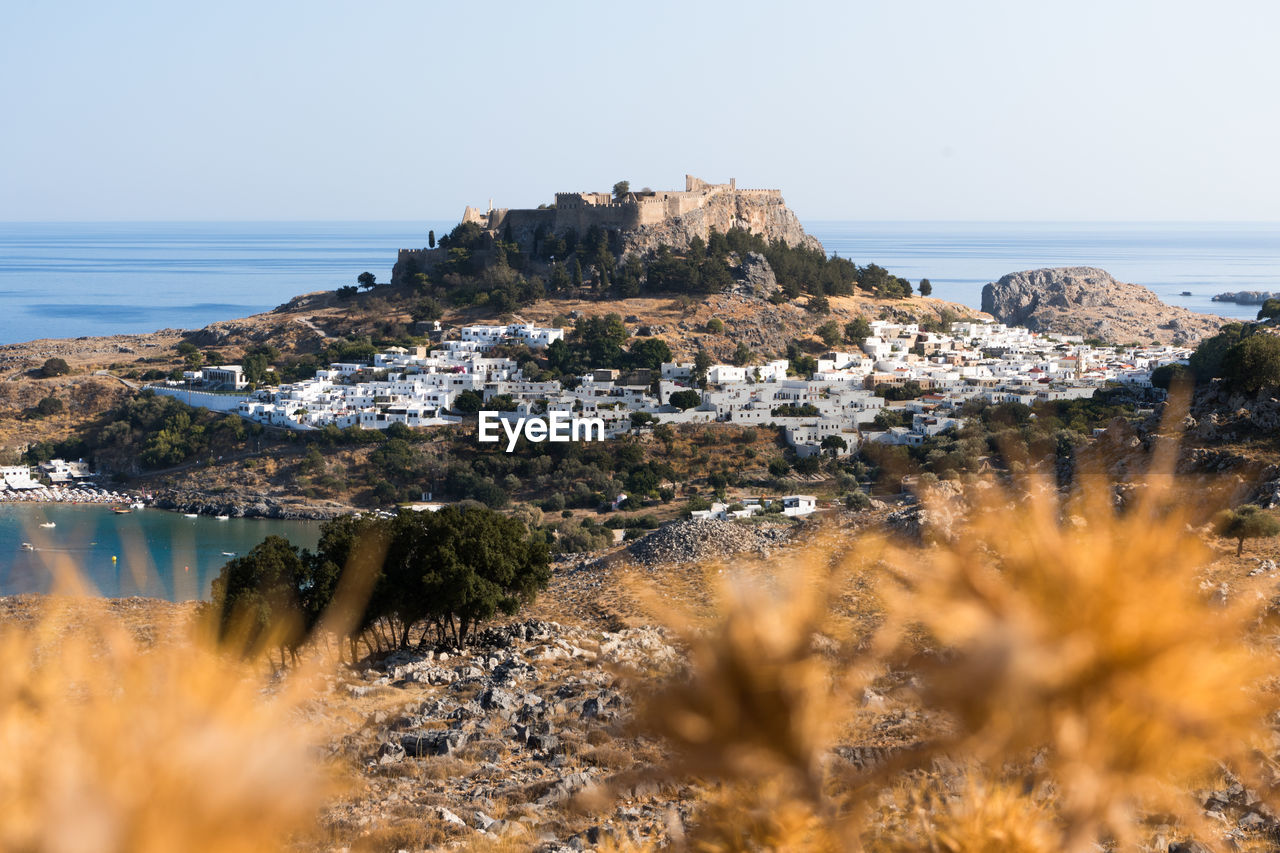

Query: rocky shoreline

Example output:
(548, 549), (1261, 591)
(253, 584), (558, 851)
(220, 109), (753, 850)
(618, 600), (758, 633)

(151, 489), (354, 521)
(1213, 290), (1276, 305)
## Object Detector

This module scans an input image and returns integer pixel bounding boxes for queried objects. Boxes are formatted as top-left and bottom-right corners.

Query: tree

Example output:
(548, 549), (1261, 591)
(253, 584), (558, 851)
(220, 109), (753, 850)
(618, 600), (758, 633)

(1220, 332), (1280, 393)
(669, 389), (702, 411)
(39, 357), (70, 378)
(705, 318), (725, 334)
(452, 390), (483, 414)
(693, 350), (713, 385)
(209, 536), (309, 663)
(816, 320), (843, 348)
(919, 278), (933, 296)
(612, 180), (630, 201)
(1150, 362), (1194, 391)
(357, 272), (377, 290)
(628, 337), (672, 371)
(35, 395), (63, 416)
(410, 297), (443, 323)
(845, 317), (872, 346)
(571, 259), (583, 288)
(388, 506), (550, 645)
(299, 446), (326, 476)
(820, 434), (848, 455)
(1189, 323), (1245, 382)
(733, 341), (754, 366)
(1258, 298), (1280, 322)
(1214, 504), (1280, 556)
(428, 229), (436, 249)
(574, 313), (629, 368)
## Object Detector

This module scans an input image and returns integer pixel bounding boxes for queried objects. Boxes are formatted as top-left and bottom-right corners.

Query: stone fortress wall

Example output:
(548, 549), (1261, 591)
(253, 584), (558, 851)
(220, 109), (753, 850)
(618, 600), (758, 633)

(466, 175), (783, 243)
(394, 174), (808, 282)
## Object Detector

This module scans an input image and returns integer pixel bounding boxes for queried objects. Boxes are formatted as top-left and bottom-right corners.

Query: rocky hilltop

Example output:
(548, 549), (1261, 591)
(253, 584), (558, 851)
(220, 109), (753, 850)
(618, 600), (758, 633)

(394, 176), (822, 285)
(981, 267), (1226, 345)
(616, 186), (822, 256)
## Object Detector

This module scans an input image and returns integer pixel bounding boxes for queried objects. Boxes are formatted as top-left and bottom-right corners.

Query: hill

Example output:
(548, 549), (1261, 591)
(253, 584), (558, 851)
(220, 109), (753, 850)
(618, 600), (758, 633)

(981, 266), (1226, 345)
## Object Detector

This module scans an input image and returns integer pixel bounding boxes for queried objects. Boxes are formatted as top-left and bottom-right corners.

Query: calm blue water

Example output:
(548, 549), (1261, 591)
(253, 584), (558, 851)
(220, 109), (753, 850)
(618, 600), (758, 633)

(0, 221), (453, 344)
(1, 221), (1278, 344)
(814, 221), (1280, 322)
(0, 505), (320, 600)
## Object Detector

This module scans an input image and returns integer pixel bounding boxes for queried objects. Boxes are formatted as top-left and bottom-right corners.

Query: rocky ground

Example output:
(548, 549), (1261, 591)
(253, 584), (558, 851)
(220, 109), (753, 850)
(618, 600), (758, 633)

(319, 619), (685, 850)
(981, 266), (1227, 346)
(624, 517), (799, 568)
(7, 504), (1280, 852)
(151, 488), (354, 520)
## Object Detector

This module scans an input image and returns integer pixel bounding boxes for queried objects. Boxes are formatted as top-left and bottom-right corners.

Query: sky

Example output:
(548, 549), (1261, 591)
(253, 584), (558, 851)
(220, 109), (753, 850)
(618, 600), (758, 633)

(3, 0), (1278, 222)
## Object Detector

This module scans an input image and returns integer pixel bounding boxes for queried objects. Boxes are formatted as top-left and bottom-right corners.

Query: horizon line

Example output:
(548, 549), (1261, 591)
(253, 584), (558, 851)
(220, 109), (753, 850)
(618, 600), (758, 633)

(1, 218), (1278, 226)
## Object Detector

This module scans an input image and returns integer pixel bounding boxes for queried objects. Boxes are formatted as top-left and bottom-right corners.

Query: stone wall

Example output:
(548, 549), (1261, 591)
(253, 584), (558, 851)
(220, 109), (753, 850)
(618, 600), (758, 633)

(393, 175), (822, 283)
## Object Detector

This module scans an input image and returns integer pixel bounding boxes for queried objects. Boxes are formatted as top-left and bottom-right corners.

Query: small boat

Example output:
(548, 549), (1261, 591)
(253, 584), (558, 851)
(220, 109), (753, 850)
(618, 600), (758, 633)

(221, 551), (236, 557)
(39, 522), (55, 528)
(130, 501), (145, 509)
(113, 508), (131, 515)
(215, 515), (230, 521)
(21, 542), (34, 551)
(1181, 291), (1192, 296)
(183, 513), (199, 519)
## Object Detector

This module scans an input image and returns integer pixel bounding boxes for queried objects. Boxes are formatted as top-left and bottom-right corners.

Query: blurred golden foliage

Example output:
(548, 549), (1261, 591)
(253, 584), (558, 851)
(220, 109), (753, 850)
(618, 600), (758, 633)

(634, 464), (1277, 852)
(0, 589), (333, 853)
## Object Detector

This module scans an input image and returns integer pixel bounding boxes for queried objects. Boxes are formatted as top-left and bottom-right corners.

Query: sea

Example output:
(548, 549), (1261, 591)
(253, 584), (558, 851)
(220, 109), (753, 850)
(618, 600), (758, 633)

(0, 504), (320, 600)
(1, 219), (1278, 599)
(1, 221), (1278, 345)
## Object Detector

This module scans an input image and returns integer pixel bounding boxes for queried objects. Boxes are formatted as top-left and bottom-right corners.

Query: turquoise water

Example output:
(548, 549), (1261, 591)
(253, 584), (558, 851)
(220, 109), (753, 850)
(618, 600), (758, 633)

(0, 504), (320, 600)
(1, 221), (1278, 344)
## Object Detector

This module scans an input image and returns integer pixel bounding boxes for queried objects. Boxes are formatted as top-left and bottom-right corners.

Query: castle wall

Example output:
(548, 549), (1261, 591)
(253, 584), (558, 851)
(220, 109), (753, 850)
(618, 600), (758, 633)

(553, 202), (641, 233)
(416, 176), (816, 267)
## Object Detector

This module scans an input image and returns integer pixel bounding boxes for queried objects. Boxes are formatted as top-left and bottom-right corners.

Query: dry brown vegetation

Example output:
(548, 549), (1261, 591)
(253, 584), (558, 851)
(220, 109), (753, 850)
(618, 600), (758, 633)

(5, 453), (1280, 851)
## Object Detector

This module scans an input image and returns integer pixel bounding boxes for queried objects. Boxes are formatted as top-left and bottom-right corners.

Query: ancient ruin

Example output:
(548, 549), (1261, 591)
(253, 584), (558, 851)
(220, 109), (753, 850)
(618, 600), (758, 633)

(395, 175), (821, 281)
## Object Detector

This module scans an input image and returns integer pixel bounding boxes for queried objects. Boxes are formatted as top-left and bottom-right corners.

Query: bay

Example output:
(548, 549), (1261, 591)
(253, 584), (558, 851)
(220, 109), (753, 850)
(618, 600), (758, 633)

(0, 504), (320, 600)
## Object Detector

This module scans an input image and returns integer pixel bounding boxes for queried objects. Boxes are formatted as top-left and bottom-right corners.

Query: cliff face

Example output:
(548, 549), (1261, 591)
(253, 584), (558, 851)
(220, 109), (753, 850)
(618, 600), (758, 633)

(981, 267), (1226, 345)
(618, 189), (823, 256)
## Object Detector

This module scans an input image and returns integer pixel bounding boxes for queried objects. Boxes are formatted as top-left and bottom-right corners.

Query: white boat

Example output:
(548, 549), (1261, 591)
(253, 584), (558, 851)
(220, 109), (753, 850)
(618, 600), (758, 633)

(21, 542), (34, 551)
(184, 513), (199, 519)
(221, 551), (236, 557)
(130, 501), (145, 509)
(215, 515), (229, 521)
(39, 522), (55, 528)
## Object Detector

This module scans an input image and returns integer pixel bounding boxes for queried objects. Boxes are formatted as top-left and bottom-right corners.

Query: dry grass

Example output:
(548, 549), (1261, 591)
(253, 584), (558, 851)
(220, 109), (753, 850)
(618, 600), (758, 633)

(4, 444), (1277, 852)
(627, 460), (1278, 852)
(0, 585), (336, 852)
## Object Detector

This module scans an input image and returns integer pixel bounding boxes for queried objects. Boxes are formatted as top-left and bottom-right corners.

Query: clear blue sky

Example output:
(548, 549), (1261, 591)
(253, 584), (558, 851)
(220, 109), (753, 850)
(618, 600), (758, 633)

(3, 0), (1277, 222)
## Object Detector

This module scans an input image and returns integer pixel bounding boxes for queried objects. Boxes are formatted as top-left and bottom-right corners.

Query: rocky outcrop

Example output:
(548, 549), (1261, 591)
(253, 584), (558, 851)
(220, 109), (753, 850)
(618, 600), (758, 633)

(626, 518), (797, 567)
(1213, 291), (1276, 305)
(731, 251), (779, 298)
(333, 618), (685, 847)
(619, 190), (822, 256)
(981, 267), (1226, 345)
